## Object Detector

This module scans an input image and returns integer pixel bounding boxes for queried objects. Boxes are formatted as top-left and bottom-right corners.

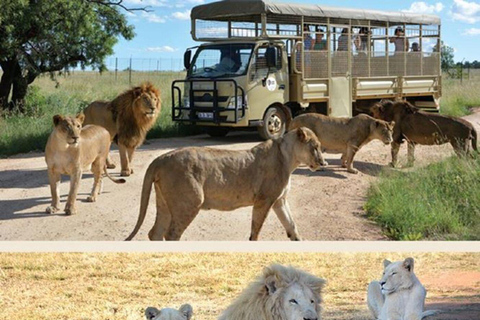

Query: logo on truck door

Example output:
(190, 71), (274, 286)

(266, 76), (277, 91)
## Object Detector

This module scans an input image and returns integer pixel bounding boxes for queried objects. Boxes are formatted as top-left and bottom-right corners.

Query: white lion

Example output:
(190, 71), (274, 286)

(367, 257), (438, 320)
(144, 304), (193, 320)
(218, 264), (325, 320)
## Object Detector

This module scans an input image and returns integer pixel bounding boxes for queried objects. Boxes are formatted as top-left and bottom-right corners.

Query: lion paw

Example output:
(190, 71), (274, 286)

(120, 169), (131, 177)
(106, 163), (116, 169)
(65, 207), (77, 215)
(347, 168), (358, 174)
(86, 196), (96, 203)
(46, 206), (59, 214)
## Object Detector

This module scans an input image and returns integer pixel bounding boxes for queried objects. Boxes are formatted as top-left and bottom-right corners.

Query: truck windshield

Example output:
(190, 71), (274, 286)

(189, 44), (254, 78)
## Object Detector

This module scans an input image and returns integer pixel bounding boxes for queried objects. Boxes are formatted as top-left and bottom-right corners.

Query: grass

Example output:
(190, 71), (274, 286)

(365, 155), (480, 240)
(0, 252), (478, 320)
(0, 71), (199, 157)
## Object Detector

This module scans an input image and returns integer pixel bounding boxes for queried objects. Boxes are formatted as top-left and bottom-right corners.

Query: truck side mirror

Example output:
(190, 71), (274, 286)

(266, 46), (277, 68)
(184, 50), (192, 70)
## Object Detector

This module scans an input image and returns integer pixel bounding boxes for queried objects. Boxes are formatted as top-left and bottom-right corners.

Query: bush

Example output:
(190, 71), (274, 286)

(365, 155), (480, 240)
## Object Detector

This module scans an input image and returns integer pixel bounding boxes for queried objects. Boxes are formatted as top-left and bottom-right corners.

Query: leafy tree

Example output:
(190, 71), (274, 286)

(437, 41), (455, 72)
(0, 0), (136, 111)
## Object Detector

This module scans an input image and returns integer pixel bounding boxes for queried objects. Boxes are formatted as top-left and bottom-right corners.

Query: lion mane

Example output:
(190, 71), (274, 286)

(218, 264), (325, 320)
(109, 82), (161, 148)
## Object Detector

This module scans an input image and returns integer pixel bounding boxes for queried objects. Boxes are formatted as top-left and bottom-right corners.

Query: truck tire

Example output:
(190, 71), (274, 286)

(205, 126), (230, 137)
(258, 106), (286, 140)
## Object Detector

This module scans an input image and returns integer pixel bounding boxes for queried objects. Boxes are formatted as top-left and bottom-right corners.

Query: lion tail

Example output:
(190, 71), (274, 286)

(421, 310), (440, 318)
(103, 166), (126, 184)
(125, 161), (156, 241)
(471, 127), (478, 152)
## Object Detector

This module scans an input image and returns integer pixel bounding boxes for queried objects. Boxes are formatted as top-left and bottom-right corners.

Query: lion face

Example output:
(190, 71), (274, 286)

(134, 89), (161, 120)
(53, 113), (85, 146)
(145, 304), (192, 320)
(295, 127), (328, 171)
(380, 258), (415, 295)
(371, 120), (395, 145)
(282, 283), (320, 320)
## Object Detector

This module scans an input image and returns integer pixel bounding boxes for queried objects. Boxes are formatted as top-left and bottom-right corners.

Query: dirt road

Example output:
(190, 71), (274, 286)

(1, 111), (478, 241)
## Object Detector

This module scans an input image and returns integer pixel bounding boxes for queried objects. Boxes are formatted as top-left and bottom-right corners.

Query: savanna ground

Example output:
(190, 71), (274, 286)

(0, 253), (479, 320)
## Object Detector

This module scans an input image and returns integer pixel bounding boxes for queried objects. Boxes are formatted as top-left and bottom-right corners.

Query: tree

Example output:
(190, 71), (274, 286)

(437, 41), (455, 72)
(0, 0), (136, 112)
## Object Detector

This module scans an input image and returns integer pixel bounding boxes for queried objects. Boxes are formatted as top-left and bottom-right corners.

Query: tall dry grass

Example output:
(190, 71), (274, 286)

(0, 253), (478, 320)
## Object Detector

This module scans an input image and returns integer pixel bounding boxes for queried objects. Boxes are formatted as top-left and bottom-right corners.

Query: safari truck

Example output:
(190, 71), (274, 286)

(172, 0), (441, 139)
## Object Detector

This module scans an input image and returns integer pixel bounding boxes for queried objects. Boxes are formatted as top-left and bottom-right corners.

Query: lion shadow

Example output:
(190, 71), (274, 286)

(294, 158), (386, 178)
(0, 190), (111, 221)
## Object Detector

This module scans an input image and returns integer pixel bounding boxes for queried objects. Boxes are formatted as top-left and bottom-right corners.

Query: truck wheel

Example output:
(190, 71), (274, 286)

(258, 106), (286, 140)
(205, 126), (230, 137)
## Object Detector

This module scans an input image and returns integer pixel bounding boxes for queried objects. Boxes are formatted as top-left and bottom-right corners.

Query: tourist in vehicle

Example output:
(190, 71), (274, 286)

(337, 28), (349, 51)
(314, 26), (327, 51)
(390, 27), (409, 53)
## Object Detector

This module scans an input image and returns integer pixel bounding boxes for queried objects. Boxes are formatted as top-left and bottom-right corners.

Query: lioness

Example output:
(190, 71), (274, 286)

(367, 258), (438, 320)
(83, 82), (161, 176)
(125, 127), (327, 241)
(371, 100), (478, 167)
(45, 114), (125, 215)
(145, 304), (193, 320)
(289, 113), (394, 173)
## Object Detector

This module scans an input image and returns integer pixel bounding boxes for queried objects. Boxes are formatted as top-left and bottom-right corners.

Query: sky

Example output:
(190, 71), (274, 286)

(112, 0), (480, 65)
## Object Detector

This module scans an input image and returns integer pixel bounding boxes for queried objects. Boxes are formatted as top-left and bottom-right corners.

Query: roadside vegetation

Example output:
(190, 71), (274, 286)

(365, 154), (480, 240)
(0, 71), (200, 157)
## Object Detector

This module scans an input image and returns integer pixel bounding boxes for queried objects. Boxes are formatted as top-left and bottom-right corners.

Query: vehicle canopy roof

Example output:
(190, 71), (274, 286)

(191, 0), (441, 25)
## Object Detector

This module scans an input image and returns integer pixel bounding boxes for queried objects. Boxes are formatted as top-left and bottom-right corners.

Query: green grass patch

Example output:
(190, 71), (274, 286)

(365, 155), (480, 240)
(441, 71), (480, 117)
(0, 71), (200, 157)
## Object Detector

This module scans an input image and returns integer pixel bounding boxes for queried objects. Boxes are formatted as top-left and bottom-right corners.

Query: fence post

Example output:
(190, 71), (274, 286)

(129, 57), (132, 85)
(115, 57), (118, 81)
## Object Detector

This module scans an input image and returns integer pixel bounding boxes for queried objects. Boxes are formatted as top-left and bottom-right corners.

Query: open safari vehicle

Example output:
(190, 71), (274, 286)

(172, 0), (441, 139)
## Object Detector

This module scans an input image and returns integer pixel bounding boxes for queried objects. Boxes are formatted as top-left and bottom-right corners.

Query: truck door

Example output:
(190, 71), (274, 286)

(329, 25), (352, 117)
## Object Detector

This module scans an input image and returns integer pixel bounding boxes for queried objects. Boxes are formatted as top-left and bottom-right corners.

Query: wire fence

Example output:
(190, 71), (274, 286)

(104, 57), (184, 72)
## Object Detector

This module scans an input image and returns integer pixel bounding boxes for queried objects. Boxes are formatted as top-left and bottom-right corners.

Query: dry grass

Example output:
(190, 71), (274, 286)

(0, 253), (478, 320)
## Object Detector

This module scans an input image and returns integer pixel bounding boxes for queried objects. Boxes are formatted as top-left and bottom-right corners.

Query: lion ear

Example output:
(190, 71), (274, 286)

(264, 274), (279, 295)
(263, 265), (285, 295)
(53, 114), (64, 126)
(76, 112), (85, 125)
(403, 257), (414, 272)
(179, 304), (193, 320)
(297, 127), (310, 143)
(383, 259), (392, 268)
(145, 307), (160, 320)
(389, 121), (395, 129)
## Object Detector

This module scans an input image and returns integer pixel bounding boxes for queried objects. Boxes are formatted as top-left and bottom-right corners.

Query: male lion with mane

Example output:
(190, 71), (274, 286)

(367, 258), (439, 320)
(289, 113), (394, 174)
(125, 127), (327, 241)
(371, 100), (478, 167)
(218, 264), (325, 320)
(45, 114), (125, 215)
(144, 304), (193, 320)
(83, 82), (161, 176)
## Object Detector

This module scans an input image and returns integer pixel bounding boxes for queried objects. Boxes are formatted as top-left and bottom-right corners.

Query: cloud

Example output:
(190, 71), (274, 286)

(402, 2), (444, 14)
(146, 46), (177, 53)
(451, 0), (480, 23)
(463, 27), (480, 35)
(141, 11), (166, 23)
(172, 10), (191, 20)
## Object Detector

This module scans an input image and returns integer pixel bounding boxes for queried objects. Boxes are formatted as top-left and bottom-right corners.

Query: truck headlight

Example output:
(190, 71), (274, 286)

(227, 96), (246, 109)
(183, 96), (190, 109)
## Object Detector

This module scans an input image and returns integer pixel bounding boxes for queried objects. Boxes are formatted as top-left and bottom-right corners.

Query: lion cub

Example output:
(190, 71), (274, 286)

(289, 113), (394, 173)
(45, 114), (125, 215)
(367, 258), (438, 320)
(145, 304), (192, 320)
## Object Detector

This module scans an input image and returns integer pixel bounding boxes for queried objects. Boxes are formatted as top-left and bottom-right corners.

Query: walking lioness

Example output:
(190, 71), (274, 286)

(45, 114), (125, 215)
(289, 113), (394, 173)
(125, 127), (327, 241)
(367, 258), (438, 320)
